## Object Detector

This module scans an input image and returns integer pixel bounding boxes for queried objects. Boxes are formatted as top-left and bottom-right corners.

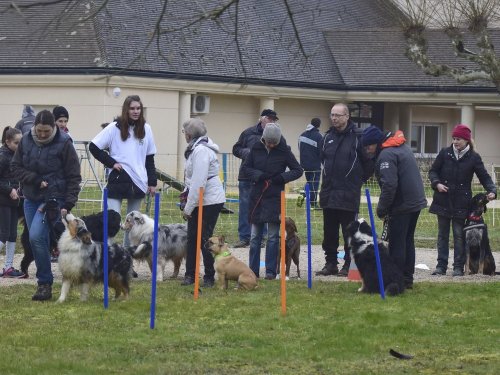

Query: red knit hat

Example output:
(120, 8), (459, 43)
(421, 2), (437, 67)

(452, 124), (471, 141)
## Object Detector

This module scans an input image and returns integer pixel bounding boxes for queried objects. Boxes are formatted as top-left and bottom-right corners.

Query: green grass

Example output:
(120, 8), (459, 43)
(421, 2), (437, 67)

(1, 281), (499, 374)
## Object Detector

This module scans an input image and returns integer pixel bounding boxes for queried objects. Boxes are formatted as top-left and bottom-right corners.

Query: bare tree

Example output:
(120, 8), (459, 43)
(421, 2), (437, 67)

(392, 0), (500, 91)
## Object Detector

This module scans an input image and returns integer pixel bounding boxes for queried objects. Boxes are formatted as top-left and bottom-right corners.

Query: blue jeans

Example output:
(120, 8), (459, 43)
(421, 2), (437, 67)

(107, 197), (142, 247)
(304, 170), (321, 205)
(387, 211), (420, 285)
(249, 222), (280, 278)
(436, 215), (465, 270)
(237, 180), (252, 242)
(24, 199), (59, 285)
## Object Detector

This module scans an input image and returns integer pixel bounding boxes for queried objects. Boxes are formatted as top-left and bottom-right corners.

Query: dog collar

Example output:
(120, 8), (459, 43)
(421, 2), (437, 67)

(468, 215), (482, 221)
(215, 251), (231, 259)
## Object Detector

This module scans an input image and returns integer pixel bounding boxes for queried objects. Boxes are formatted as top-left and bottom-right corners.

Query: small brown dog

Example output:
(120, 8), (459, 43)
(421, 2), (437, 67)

(277, 217), (301, 279)
(207, 236), (258, 291)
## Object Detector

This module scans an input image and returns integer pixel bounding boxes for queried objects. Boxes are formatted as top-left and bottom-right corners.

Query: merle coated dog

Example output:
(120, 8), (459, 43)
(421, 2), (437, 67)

(19, 209), (121, 276)
(463, 193), (496, 276)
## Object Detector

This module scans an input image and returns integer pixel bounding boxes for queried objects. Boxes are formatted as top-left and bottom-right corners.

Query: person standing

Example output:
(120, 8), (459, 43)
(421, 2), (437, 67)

(0, 126), (25, 278)
(428, 124), (496, 276)
(317, 103), (374, 277)
(52, 106), (71, 136)
(89, 95), (157, 247)
(11, 110), (81, 300)
(242, 123), (303, 279)
(180, 118), (226, 287)
(15, 105), (36, 134)
(361, 126), (427, 289)
(232, 109), (278, 248)
(298, 117), (322, 208)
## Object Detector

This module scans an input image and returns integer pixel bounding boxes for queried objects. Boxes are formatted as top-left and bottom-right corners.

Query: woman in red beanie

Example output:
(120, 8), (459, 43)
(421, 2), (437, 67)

(428, 124), (496, 276)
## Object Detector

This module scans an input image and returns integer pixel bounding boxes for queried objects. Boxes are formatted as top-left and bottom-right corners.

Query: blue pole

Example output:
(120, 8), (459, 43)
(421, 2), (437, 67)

(222, 153), (228, 191)
(365, 188), (385, 300)
(305, 183), (312, 289)
(150, 192), (160, 329)
(103, 188), (109, 309)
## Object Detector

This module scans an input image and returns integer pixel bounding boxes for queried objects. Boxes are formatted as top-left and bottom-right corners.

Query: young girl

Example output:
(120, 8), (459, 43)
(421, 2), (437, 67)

(0, 126), (25, 278)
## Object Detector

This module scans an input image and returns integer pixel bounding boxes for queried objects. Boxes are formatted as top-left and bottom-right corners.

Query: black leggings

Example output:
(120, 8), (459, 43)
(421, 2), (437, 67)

(0, 205), (19, 242)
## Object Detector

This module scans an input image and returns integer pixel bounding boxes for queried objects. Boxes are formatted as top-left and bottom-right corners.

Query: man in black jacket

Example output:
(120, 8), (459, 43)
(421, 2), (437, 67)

(232, 109), (278, 248)
(317, 103), (374, 277)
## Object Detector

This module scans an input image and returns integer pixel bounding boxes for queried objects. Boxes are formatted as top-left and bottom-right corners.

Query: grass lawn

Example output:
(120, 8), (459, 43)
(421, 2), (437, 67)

(1, 281), (499, 374)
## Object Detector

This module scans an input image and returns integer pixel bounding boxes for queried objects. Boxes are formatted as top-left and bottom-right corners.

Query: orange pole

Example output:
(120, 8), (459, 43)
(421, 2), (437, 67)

(280, 190), (286, 316)
(194, 187), (204, 300)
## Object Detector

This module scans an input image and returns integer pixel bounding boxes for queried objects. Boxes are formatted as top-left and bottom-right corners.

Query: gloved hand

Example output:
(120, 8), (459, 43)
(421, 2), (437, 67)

(258, 172), (272, 181)
(271, 175), (284, 185)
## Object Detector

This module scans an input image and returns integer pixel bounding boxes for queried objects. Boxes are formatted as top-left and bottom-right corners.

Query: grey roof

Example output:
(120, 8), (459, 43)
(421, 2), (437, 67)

(325, 28), (500, 91)
(0, 0), (497, 93)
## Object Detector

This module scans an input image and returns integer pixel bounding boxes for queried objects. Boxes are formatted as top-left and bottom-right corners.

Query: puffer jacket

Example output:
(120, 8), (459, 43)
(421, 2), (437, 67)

(375, 131), (427, 218)
(0, 145), (20, 207)
(428, 145), (496, 219)
(242, 137), (303, 224)
(319, 121), (374, 212)
(232, 123), (265, 180)
(183, 136), (226, 216)
(11, 128), (81, 211)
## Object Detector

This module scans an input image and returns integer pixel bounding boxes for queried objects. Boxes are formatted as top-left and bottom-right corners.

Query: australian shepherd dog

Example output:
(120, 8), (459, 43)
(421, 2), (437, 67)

(122, 211), (188, 281)
(346, 219), (405, 296)
(56, 213), (132, 303)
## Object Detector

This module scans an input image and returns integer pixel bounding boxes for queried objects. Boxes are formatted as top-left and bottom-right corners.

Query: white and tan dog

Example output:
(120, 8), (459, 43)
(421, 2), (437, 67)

(207, 236), (258, 291)
(122, 210), (187, 281)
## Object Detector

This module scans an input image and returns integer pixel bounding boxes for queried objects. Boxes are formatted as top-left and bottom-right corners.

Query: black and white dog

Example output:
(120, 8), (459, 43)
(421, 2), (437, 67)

(19, 209), (122, 276)
(346, 219), (405, 296)
(57, 213), (133, 303)
(122, 211), (188, 281)
(464, 193), (496, 276)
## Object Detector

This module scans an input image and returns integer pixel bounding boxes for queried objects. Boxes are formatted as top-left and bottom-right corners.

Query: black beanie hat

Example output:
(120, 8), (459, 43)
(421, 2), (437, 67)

(53, 106), (69, 121)
(311, 118), (321, 128)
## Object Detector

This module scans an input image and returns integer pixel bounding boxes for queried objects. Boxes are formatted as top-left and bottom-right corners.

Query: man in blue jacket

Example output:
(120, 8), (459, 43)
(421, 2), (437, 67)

(298, 117), (322, 208)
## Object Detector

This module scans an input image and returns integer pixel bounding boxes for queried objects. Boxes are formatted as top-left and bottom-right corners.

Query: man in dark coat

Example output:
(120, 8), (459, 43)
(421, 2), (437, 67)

(317, 103), (374, 277)
(232, 109), (278, 248)
(241, 123), (303, 279)
(298, 117), (322, 207)
(362, 126), (427, 289)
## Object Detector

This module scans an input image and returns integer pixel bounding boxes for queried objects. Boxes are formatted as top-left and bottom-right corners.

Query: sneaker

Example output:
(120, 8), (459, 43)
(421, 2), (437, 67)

(452, 268), (464, 277)
(431, 268), (446, 276)
(180, 276), (195, 286)
(2, 267), (26, 279)
(233, 240), (250, 248)
(315, 263), (338, 276)
(32, 284), (52, 301)
(265, 274), (276, 280)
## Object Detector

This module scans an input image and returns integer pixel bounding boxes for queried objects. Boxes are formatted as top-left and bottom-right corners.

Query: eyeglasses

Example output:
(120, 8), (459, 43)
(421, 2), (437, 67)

(330, 113), (347, 118)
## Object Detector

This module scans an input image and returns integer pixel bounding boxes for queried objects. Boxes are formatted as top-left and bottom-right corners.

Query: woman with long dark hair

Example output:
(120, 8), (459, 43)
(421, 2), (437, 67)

(90, 95), (158, 247)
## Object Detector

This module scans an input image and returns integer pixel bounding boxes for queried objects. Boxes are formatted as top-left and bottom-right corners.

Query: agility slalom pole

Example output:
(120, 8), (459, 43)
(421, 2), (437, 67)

(280, 191), (287, 316)
(305, 183), (312, 289)
(150, 192), (160, 329)
(365, 188), (385, 300)
(103, 188), (109, 309)
(194, 187), (204, 300)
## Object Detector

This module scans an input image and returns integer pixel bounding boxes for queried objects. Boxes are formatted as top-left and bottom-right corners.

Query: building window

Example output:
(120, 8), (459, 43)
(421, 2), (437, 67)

(348, 102), (384, 129)
(411, 123), (442, 155)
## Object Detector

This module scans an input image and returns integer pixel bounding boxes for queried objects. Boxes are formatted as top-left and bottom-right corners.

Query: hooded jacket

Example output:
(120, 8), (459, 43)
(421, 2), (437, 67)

(374, 130), (427, 218)
(183, 136), (226, 216)
(241, 137), (303, 223)
(11, 128), (81, 211)
(319, 121), (374, 212)
(15, 105), (36, 135)
(428, 145), (496, 219)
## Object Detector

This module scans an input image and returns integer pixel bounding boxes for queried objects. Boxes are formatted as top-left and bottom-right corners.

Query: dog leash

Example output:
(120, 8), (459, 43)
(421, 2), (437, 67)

(249, 180), (270, 223)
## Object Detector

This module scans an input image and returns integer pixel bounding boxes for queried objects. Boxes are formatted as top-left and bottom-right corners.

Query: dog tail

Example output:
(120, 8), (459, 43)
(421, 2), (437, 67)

(129, 241), (152, 259)
(385, 283), (404, 296)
